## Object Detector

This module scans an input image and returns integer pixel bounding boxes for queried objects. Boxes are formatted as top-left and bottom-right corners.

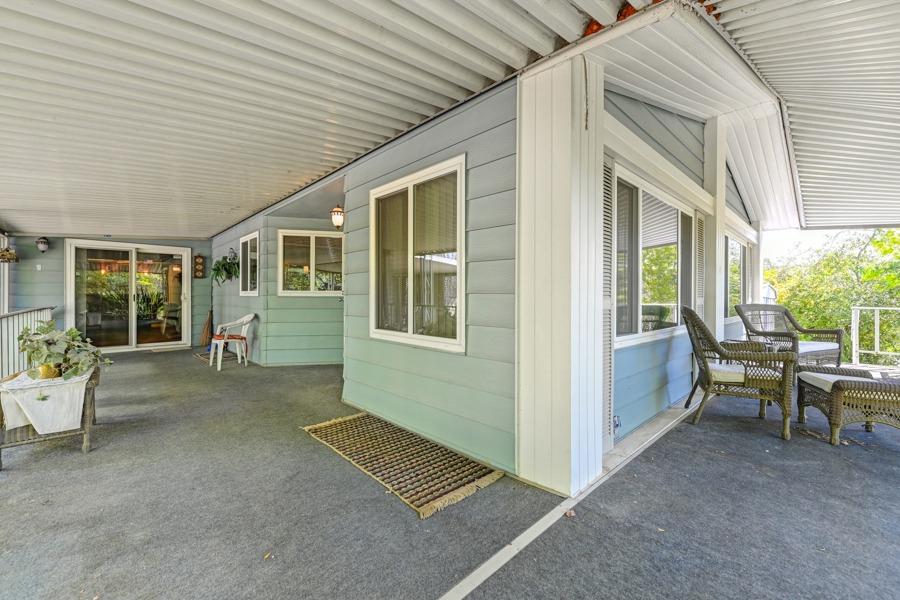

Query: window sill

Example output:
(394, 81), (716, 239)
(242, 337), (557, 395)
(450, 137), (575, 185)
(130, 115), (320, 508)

(277, 291), (343, 297)
(615, 325), (687, 349)
(370, 328), (466, 354)
(239, 290), (259, 297)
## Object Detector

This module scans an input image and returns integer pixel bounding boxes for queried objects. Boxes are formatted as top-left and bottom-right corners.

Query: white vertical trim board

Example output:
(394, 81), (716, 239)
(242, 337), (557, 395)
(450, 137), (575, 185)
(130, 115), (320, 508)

(703, 116), (728, 339)
(516, 57), (605, 497)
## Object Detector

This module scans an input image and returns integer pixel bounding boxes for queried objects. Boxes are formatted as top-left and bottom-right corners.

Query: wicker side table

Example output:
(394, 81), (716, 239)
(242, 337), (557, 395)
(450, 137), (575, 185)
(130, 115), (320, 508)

(797, 366), (900, 445)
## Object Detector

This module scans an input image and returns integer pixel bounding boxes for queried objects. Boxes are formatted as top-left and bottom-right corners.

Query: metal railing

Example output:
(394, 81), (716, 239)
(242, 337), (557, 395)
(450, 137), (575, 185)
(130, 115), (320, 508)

(1, 307), (55, 378)
(851, 306), (900, 365)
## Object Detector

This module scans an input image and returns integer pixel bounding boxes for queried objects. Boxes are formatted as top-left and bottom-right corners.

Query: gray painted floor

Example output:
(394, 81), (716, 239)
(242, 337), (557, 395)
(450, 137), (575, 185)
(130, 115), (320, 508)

(0, 350), (559, 600)
(471, 393), (900, 600)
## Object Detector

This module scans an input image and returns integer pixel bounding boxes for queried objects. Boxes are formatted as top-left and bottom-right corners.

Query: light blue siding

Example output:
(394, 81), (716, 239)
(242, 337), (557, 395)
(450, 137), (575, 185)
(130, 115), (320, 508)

(605, 88), (705, 186)
(211, 216), (266, 363)
(726, 165), (752, 224)
(341, 80), (517, 472)
(8, 236), (212, 346)
(614, 333), (694, 439)
(261, 216), (343, 366)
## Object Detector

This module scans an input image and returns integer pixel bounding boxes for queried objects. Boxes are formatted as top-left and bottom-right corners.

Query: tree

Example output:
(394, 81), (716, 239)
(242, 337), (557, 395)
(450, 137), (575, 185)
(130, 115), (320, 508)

(764, 229), (899, 364)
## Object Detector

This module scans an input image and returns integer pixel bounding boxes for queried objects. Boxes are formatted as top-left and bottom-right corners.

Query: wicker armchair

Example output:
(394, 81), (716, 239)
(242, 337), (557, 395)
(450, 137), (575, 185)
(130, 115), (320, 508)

(797, 365), (900, 445)
(735, 303), (843, 367)
(683, 306), (796, 440)
(0, 369), (99, 470)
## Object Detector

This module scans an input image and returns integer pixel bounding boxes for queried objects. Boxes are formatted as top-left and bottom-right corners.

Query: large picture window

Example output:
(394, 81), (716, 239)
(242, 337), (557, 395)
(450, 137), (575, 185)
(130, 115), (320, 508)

(277, 230), (343, 296)
(369, 155), (465, 352)
(616, 176), (692, 337)
(725, 236), (747, 317)
(239, 231), (258, 296)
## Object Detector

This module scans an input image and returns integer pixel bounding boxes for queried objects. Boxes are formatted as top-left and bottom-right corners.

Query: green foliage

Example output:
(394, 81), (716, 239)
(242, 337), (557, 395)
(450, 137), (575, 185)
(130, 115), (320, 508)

(211, 250), (240, 286)
(765, 229), (899, 364)
(641, 244), (678, 304)
(17, 320), (111, 380)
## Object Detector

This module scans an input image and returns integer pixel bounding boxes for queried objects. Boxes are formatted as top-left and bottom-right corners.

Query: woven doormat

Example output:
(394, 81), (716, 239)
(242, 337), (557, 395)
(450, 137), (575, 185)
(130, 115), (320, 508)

(304, 413), (503, 519)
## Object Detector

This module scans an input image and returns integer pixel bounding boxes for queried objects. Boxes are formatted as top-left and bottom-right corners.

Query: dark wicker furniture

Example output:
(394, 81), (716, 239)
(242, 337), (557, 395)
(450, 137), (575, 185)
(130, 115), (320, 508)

(735, 303), (843, 367)
(683, 306), (796, 440)
(797, 365), (900, 445)
(0, 369), (99, 470)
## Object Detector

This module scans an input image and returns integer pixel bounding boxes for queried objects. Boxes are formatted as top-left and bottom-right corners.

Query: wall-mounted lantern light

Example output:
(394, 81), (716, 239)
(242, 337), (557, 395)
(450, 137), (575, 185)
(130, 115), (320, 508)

(35, 237), (50, 253)
(330, 204), (345, 230)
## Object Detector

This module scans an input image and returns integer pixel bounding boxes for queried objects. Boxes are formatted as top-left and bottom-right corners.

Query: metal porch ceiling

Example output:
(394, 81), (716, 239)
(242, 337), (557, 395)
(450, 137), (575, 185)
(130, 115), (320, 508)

(713, 0), (900, 229)
(1, 1), (897, 237)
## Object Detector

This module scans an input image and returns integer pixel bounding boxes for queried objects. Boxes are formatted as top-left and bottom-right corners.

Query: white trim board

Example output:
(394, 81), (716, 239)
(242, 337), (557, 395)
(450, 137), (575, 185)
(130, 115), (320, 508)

(440, 392), (702, 600)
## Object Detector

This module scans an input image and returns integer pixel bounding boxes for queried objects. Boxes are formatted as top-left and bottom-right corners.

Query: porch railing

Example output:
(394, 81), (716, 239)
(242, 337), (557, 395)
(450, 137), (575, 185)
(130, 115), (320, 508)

(851, 306), (900, 365)
(1, 307), (55, 378)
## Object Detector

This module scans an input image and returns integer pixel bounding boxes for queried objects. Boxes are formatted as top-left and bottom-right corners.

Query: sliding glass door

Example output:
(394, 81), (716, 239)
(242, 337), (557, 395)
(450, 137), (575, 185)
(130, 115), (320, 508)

(67, 241), (191, 350)
(74, 248), (131, 347)
(136, 251), (185, 345)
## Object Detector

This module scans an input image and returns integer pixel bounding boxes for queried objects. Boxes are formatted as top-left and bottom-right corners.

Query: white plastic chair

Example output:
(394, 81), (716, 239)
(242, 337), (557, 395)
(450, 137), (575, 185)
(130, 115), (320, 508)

(209, 313), (255, 371)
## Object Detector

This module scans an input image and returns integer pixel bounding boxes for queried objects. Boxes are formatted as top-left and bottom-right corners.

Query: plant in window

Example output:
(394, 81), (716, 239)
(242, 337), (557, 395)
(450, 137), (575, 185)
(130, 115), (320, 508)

(211, 248), (240, 285)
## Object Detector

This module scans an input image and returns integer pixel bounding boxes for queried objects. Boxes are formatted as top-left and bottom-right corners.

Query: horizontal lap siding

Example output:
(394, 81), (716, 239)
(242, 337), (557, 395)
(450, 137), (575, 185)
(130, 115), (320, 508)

(261, 216), (343, 366)
(342, 81), (517, 472)
(726, 165), (752, 224)
(212, 216), (266, 363)
(10, 236), (211, 345)
(614, 333), (693, 439)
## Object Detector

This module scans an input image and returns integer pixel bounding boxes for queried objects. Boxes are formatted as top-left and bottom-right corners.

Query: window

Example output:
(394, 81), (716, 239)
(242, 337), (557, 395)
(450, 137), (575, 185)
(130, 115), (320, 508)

(725, 236), (747, 317)
(369, 155), (465, 352)
(277, 230), (343, 296)
(239, 231), (258, 296)
(616, 177), (692, 337)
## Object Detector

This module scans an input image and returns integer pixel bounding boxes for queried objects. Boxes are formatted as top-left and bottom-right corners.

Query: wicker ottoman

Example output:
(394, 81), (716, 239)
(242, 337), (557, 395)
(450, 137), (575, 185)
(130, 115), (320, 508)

(797, 366), (900, 445)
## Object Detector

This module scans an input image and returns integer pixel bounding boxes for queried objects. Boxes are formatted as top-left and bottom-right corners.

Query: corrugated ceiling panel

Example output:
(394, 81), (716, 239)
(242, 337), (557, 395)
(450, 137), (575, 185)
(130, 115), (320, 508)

(714, 0), (900, 228)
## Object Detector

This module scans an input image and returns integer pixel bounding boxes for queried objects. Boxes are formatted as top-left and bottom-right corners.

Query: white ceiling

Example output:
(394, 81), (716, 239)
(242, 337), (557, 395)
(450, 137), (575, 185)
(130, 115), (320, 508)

(0, 0), (897, 237)
(713, 0), (900, 229)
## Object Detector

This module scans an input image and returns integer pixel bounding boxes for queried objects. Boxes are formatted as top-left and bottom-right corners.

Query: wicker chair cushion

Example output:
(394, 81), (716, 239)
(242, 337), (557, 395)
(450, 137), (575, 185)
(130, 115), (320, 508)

(709, 363), (781, 384)
(798, 341), (839, 354)
(798, 371), (873, 392)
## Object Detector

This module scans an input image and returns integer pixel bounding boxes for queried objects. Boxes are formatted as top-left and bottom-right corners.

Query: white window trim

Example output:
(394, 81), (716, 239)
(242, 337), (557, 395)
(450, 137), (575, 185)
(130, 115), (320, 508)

(724, 233), (752, 322)
(277, 229), (344, 297)
(368, 154), (466, 354)
(0, 233), (8, 314)
(239, 231), (259, 297)
(613, 165), (692, 348)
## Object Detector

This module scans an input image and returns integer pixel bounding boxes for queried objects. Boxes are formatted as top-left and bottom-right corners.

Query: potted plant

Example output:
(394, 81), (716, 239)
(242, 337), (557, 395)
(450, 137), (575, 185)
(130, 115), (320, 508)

(17, 321), (110, 380)
(210, 248), (240, 285)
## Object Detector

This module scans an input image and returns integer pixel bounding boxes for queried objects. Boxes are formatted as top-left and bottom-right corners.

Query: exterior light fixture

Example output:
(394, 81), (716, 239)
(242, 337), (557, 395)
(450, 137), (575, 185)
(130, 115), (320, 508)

(303, 265), (310, 274)
(330, 204), (345, 230)
(35, 237), (50, 253)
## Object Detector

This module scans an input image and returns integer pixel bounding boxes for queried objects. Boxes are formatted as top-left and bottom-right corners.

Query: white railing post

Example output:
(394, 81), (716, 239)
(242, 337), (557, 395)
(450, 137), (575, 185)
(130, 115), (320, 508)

(851, 307), (860, 366)
(874, 308), (881, 355)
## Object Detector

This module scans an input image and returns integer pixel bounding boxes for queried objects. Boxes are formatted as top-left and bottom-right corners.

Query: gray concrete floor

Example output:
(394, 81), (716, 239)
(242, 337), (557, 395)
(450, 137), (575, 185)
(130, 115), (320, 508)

(472, 393), (900, 600)
(0, 350), (558, 600)
(3, 351), (899, 599)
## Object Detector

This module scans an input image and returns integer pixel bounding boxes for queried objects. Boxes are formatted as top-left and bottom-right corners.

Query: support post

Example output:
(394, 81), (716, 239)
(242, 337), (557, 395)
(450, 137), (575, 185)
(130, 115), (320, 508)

(517, 56), (605, 496)
(703, 116), (727, 339)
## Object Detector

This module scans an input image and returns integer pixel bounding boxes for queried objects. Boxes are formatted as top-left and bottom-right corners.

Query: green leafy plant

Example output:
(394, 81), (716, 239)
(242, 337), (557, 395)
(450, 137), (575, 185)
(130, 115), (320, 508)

(17, 320), (111, 380)
(211, 248), (240, 286)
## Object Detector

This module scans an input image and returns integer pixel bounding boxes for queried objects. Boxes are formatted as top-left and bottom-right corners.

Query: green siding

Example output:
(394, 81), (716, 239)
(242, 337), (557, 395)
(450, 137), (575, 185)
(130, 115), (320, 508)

(614, 333), (694, 439)
(9, 236), (211, 346)
(211, 216), (266, 363)
(341, 80), (517, 472)
(261, 216), (343, 366)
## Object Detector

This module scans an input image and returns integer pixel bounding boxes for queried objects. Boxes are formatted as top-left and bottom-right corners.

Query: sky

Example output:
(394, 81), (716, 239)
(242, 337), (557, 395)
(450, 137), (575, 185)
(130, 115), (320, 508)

(761, 228), (858, 263)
